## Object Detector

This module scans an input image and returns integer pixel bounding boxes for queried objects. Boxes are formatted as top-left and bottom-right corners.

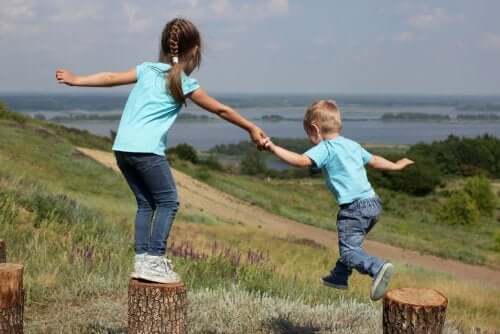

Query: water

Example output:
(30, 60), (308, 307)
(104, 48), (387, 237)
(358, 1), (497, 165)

(2, 93), (500, 150)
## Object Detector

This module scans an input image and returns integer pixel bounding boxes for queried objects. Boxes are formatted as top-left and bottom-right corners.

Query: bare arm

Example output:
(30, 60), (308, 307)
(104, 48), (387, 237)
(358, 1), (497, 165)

(368, 155), (414, 171)
(264, 138), (313, 168)
(56, 68), (137, 87)
(189, 89), (267, 148)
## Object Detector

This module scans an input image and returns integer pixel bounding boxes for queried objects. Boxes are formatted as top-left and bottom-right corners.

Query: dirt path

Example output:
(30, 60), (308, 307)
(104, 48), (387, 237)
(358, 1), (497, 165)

(76, 147), (500, 287)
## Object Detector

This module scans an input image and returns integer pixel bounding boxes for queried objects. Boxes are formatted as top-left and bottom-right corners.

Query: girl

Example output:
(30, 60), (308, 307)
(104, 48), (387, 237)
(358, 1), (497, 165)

(56, 18), (267, 284)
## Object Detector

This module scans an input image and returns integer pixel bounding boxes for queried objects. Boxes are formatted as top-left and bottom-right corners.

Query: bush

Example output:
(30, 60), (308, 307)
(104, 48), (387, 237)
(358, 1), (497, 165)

(0, 101), (28, 124)
(494, 230), (500, 252)
(437, 191), (480, 225)
(240, 150), (268, 176)
(167, 143), (198, 164)
(463, 176), (496, 217)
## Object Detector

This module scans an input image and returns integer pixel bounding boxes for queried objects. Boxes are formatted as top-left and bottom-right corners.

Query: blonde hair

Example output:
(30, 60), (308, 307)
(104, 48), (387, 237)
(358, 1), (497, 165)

(303, 99), (342, 135)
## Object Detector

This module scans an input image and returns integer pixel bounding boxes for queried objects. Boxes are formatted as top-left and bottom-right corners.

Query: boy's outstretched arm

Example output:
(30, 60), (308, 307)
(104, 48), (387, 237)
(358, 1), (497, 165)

(264, 138), (313, 168)
(368, 155), (414, 171)
(56, 68), (137, 87)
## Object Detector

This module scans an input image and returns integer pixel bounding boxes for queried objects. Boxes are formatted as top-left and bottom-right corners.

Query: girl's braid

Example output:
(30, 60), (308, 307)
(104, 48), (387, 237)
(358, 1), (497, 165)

(168, 20), (181, 60)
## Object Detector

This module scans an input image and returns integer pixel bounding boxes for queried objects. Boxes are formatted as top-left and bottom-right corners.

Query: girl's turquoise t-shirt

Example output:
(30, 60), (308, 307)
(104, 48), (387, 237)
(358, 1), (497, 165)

(112, 62), (200, 156)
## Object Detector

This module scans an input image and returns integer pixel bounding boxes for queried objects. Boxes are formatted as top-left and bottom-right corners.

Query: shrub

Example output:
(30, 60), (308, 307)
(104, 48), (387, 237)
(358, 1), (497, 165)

(167, 143), (198, 164)
(437, 191), (480, 225)
(240, 150), (268, 176)
(0, 101), (29, 124)
(463, 176), (496, 217)
(494, 230), (500, 252)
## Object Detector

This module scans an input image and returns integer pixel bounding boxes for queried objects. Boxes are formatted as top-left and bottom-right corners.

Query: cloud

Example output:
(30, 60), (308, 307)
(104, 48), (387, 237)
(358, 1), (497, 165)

(393, 31), (415, 42)
(482, 33), (500, 50)
(122, 2), (153, 33)
(407, 8), (463, 30)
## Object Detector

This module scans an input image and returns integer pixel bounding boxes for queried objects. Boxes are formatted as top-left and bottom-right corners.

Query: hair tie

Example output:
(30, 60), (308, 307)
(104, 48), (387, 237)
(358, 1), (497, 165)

(172, 56), (179, 64)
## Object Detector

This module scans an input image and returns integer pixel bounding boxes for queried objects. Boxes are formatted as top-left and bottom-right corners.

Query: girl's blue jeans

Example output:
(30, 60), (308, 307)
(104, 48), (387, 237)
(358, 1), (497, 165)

(115, 151), (179, 256)
(332, 197), (385, 282)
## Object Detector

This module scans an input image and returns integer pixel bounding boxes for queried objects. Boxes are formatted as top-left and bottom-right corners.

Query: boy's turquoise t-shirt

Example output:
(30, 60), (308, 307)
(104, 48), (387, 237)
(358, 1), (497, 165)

(304, 136), (375, 205)
(112, 62), (200, 156)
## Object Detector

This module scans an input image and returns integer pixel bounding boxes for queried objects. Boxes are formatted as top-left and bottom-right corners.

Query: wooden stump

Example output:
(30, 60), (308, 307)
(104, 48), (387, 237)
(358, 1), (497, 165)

(0, 240), (5, 263)
(128, 279), (187, 334)
(0, 264), (24, 334)
(383, 288), (448, 334)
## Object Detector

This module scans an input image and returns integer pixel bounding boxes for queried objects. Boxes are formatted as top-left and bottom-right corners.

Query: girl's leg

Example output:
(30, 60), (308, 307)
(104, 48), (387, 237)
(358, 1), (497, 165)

(115, 152), (156, 254)
(132, 154), (179, 256)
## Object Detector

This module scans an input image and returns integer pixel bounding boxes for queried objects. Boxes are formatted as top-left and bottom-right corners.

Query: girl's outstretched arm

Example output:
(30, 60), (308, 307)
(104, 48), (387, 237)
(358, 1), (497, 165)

(56, 68), (137, 87)
(189, 89), (267, 148)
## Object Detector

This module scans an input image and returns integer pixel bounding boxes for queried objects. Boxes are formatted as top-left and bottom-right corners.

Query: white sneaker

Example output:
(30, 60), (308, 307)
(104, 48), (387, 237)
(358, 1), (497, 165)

(138, 255), (181, 284)
(131, 253), (146, 279)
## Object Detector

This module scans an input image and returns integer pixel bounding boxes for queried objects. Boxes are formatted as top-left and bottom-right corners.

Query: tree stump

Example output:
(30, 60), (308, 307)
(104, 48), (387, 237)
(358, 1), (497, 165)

(128, 279), (187, 334)
(383, 288), (448, 334)
(0, 264), (24, 334)
(0, 240), (5, 263)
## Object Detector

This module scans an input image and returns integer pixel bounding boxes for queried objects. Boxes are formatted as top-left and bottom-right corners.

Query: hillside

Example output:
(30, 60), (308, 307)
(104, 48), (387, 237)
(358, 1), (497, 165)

(0, 108), (499, 332)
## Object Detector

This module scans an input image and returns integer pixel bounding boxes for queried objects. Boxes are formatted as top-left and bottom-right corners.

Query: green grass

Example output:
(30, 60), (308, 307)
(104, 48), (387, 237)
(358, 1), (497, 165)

(1, 115), (500, 331)
(173, 159), (500, 269)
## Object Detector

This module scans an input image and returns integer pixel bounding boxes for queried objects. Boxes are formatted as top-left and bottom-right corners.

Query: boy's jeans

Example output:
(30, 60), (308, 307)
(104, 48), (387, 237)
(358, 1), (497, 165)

(332, 197), (385, 282)
(115, 151), (179, 256)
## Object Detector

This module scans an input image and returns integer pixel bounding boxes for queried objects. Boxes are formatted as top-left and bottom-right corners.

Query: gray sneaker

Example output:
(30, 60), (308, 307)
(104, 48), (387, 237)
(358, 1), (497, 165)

(138, 255), (181, 284)
(131, 253), (146, 279)
(370, 262), (394, 301)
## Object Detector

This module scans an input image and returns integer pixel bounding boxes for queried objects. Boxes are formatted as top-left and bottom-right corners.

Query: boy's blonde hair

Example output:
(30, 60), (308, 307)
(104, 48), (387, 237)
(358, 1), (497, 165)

(303, 99), (342, 135)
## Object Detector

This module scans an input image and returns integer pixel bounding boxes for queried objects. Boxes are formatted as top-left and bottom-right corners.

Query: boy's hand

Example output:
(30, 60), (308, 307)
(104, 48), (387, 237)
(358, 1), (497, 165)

(262, 137), (274, 151)
(395, 158), (415, 170)
(56, 69), (79, 86)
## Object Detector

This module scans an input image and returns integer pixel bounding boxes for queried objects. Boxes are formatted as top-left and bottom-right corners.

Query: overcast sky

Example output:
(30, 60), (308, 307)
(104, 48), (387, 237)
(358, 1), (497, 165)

(1, 0), (500, 95)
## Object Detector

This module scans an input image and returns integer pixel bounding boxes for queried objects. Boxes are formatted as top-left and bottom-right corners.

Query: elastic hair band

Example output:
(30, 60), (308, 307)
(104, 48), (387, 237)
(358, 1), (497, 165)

(172, 56), (179, 64)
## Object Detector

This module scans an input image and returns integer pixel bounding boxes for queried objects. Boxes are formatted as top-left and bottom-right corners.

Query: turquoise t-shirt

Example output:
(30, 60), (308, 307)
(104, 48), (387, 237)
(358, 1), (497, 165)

(112, 62), (200, 156)
(304, 136), (376, 205)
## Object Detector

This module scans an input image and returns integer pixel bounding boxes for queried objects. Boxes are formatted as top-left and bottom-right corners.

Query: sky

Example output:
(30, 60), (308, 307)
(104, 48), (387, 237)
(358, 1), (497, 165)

(1, 0), (500, 95)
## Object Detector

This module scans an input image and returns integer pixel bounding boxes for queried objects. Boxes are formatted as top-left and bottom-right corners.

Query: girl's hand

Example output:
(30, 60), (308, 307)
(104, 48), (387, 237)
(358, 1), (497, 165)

(396, 158), (415, 170)
(249, 126), (267, 150)
(56, 69), (79, 86)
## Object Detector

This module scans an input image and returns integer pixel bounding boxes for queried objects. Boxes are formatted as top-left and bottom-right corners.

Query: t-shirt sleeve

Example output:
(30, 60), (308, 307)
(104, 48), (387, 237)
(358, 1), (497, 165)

(136, 62), (149, 81)
(360, 145), (373, 165)
(182, 75), (201, 96)
(304, 142), (329, 168)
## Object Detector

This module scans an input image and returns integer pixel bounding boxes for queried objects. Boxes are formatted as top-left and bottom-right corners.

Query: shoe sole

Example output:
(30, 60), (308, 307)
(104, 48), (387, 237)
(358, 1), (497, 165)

(370, 263), (394, 301)
(137, 273), (181, 284)
(320, 278), (348, 290)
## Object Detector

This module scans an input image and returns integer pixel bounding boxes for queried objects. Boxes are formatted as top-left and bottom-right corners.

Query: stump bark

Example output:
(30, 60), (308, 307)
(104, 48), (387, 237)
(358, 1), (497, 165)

(128, 279), (187, 334)
(0, 264), (24, 334)
(0, 240), (5, 263)
(383, 288), (448, 334)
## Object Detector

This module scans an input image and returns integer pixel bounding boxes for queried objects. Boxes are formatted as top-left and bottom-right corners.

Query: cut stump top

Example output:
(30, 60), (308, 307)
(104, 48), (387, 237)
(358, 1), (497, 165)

(129, 278), (185, 289)
(385, 288), (447, 307)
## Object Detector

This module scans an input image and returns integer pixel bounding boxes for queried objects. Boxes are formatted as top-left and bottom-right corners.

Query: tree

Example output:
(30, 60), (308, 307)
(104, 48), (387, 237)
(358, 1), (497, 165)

(240, 150), (267, 176)
(167, 143), (198, 164)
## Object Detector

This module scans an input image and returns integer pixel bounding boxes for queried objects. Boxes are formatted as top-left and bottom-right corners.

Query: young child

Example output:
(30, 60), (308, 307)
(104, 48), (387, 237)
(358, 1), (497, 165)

(56, 18), (267, 284)
(263, 100), (414, 300)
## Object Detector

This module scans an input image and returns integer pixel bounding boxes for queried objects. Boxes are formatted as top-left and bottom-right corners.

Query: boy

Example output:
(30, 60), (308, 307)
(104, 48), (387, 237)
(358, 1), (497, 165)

(263, 100), (414, 300)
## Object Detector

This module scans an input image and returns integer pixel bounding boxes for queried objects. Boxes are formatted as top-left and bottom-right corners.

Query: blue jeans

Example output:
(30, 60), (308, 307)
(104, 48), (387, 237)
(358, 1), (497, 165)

(115, 151), (179, 256)
(332, 197), (385, 282)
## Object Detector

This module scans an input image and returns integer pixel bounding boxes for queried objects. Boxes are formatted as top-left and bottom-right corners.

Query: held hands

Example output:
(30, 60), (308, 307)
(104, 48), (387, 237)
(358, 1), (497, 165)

(56, 69), (78, 86)
(395, 158), (415, 170)
(249, 126), (269, 150)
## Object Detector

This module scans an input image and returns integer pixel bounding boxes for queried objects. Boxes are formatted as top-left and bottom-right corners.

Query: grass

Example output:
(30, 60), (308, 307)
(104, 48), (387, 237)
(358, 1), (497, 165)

(173, 159), (500, 269)
(1, 114), (500, 332)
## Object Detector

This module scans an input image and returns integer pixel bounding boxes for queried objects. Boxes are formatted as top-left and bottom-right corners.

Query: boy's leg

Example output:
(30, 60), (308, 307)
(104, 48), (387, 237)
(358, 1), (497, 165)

(337, 199), (385, 278)
(321, 258), (352, 289)
(115, 152), (155, 255)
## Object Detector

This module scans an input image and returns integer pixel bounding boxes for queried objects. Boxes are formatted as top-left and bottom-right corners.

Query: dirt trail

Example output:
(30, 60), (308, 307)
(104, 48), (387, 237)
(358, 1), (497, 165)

(76, 147), (500, 287)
